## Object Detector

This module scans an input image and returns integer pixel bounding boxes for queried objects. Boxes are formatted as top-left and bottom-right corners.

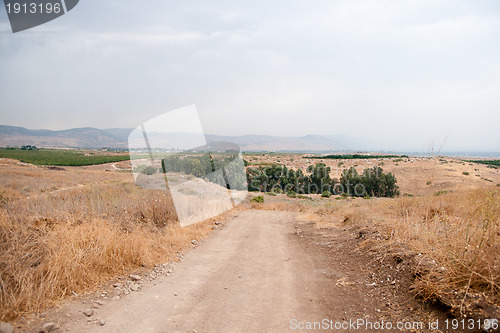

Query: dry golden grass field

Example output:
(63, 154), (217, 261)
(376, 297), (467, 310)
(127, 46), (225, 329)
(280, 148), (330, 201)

(1, 153), (499, 326)
(0, 158), (214, 321)
(294, 187), (499, 316)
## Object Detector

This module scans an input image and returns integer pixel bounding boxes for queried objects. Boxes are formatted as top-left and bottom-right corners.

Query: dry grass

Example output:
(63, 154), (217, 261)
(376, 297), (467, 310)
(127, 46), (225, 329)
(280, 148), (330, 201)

(0, 164), (214, 321)
(387, 189), (500, 308)
(0, 159), (131, 201)
(2, 155), (498, 321)
(307, 188), (500, 313)
(247, 194), (309, 211)
(249, 201), (292, 211)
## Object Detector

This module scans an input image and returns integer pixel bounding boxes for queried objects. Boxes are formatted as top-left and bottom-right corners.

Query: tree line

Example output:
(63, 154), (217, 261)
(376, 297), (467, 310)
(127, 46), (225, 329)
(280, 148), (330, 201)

(154, 154), (400, 198)
(246, 163), (399, 197)
(160, 153), (247, 190)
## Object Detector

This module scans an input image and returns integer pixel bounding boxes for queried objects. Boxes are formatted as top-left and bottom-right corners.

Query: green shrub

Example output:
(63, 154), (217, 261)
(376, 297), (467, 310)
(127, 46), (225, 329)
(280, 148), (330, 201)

(434, 190), (449, 196)
(271, 187), (284, 194)
(321, 190), (332, 198)
(462, 171), (470, 176)
(140, 166), (157, 175)
(426, 181), (432, 185)
(286, 191), (297, 198)
(265, 192), (277, 196)
(250, 195), (264, 203)
(167, 176), (178, 183)
(178, 187), (200, 196)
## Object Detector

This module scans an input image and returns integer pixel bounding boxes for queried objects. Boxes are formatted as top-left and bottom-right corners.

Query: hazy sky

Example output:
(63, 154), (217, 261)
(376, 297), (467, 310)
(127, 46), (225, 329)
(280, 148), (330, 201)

(1, 0), (499, 152)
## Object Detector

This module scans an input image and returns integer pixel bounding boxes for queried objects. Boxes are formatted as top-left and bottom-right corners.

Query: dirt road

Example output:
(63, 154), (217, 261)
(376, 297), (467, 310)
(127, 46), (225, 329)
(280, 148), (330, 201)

(29, 207), (458, 333)
(65, 210), (326, 332)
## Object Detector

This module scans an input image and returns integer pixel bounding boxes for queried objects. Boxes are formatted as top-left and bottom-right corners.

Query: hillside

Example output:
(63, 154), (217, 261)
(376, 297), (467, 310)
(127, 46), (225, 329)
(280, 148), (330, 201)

(206, 134), (347, 151)
(0, 125), (127, 149)
(0, 125), (352, 151)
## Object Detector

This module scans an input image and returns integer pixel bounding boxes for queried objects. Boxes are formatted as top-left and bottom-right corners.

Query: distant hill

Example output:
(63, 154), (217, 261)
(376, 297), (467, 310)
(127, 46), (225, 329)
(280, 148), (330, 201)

(206, 134), (348, 152)
(0, 125), (361, 152)
(102, 128), (134, 142)
(0, 125), (127, 148)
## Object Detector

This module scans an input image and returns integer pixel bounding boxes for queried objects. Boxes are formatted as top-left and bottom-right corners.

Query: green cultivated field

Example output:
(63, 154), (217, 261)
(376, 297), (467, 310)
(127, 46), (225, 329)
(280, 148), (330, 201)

(0, 148), (129, 166)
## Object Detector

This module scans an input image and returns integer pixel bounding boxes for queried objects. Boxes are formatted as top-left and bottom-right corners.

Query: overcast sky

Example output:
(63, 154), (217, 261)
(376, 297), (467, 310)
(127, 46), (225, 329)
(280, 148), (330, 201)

(1, 0), (499, 152)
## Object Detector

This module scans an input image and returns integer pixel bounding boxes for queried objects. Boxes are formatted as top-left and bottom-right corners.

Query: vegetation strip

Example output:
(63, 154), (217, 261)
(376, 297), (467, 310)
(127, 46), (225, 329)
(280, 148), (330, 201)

(305, 154), (408, 160)
(465, 159), (500, 169)
(246, 163), (399, 198)
(0, 148), (129, 166)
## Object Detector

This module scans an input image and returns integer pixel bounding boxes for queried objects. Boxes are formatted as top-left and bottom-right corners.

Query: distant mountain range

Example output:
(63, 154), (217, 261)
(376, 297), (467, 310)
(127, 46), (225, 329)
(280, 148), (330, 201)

(0, 125), (126, 149)
(0, 125), (369, 152)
